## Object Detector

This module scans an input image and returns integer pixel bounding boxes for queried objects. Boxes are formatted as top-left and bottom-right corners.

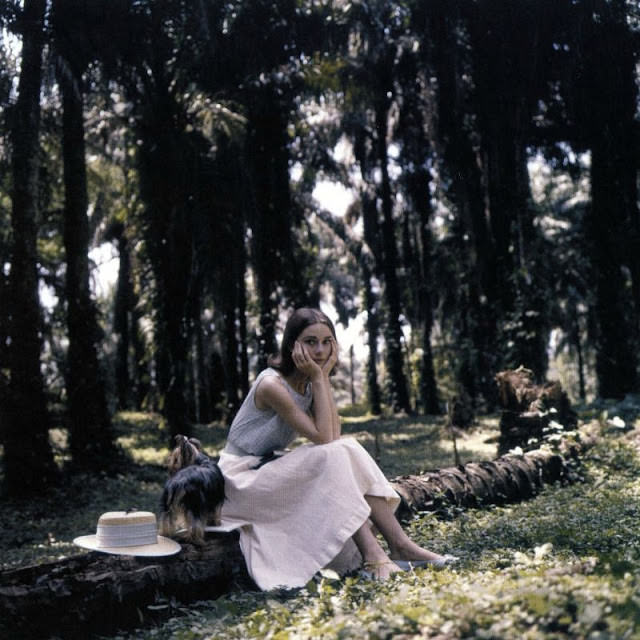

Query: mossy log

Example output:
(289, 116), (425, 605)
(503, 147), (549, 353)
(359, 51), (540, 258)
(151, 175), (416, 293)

(390, 442), (579, 521)
(1, 428), (596, 639)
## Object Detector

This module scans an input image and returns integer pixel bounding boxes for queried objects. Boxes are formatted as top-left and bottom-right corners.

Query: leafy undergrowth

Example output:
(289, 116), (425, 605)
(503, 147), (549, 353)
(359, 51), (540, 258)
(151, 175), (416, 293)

(110, 436), (640, 640)
(3, 408), (640, 638)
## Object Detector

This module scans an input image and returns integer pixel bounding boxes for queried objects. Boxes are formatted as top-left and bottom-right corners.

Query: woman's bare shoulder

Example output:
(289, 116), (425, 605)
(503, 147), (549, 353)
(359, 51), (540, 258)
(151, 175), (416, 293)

(255, 372), (290, 409)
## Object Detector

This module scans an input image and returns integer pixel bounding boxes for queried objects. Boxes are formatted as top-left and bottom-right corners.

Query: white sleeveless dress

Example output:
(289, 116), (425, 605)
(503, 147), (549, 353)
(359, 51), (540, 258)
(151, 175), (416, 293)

(217, 368), (400, 590)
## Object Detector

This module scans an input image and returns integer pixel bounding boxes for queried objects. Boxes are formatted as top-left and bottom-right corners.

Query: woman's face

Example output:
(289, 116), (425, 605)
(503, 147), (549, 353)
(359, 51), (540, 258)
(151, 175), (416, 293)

(296, 323), (334, 366)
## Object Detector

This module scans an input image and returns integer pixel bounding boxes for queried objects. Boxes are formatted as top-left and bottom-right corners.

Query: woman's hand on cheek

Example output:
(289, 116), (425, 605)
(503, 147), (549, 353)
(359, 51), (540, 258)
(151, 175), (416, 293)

(322, 338), (339, 376)
(293, 341), (322, 378)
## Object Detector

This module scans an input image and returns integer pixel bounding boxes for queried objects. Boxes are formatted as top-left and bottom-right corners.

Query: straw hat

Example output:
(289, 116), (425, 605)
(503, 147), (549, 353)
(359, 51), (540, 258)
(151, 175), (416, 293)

(74, 510), (181, 557)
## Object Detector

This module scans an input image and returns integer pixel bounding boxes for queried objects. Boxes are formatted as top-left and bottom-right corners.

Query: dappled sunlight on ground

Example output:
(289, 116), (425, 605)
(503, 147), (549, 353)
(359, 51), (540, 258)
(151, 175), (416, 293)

(116, 441), (170, 466)
(341, 415), (499, 477)
(114, 412), (171, 465)
(190, 422), (232, 457)
(187, 413), (501, 477)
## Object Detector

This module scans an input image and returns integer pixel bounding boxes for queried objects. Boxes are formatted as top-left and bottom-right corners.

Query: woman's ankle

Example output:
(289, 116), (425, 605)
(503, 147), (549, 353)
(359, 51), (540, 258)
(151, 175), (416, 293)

(362, 550), (390, 566)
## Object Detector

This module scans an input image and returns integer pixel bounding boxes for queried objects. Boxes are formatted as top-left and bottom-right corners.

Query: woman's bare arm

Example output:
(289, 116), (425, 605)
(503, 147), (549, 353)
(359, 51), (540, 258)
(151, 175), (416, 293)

(255, 339), (340, 444)
(319, 337), (341, 439)
(256, 375), (335, 444)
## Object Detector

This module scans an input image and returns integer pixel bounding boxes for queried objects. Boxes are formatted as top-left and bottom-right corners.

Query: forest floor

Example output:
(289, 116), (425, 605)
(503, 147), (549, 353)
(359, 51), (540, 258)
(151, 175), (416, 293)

(2, 399), (640, 638)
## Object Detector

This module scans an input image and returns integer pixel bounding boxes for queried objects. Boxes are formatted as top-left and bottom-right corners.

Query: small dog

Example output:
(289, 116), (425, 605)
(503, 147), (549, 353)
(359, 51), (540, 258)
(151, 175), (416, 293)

(159, 435), (225, 545)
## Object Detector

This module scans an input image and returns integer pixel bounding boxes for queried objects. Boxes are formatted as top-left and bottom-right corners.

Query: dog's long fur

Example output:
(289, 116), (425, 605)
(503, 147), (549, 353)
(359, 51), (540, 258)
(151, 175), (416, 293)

(159, 435), (225, 545)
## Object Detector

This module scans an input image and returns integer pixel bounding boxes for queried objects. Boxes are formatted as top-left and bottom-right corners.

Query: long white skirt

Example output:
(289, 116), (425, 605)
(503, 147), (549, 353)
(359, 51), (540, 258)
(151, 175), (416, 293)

(217, 437), (400, 591)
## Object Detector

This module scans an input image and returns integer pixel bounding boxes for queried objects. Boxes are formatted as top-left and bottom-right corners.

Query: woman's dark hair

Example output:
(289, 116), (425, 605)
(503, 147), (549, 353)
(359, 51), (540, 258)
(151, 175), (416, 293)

(269, 308), (338, 376)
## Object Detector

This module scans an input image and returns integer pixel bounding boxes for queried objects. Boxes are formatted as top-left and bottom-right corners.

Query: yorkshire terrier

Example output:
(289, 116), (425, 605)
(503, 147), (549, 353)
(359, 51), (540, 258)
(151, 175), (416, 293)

(159, 435), (225, 545)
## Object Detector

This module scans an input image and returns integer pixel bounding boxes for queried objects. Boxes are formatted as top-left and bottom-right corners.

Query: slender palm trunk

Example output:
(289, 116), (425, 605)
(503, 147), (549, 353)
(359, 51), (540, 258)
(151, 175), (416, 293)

(4, 0), (57, 494)
(59, 69), (115, 466)
(374, 99), (411, 413)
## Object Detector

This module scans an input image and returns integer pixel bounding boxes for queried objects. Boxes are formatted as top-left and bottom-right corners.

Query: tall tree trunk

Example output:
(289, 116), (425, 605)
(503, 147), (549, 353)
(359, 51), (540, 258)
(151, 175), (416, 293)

(363, 265), (382, 415)
(255, 290), (278, 373)
(190, 295), (207, 423)
(222, 292), (241, 419)
(156, 301), (191, 440)
(0, 259), (9, 435)
(212, 186), (249, 419)
(417, 220), (440, 415)
(467, 1), (551, 380)
(154, 223), (192, 439)
(106, 222), (146, 410)
(400, 168), (440, 415)
(147, 203), (192, 439)
(246, 93), (293, 372)
(581, 0), (638, 397)
(573, 319), (587, 402)
(395, 58), (441, 415)
(588, 148), (638, 397)
(59, 69), (115, 466)
(360, 190), (382, 415)
(374, 99), (411, 414)
(590, 1), (640, 328)
(238, 253), (250, 399)
(132, 304), (149, 409)
(427, 0), (499, 408)
(4, 0), (57, 494)
(483, 131), (548, 378)
(113, 227), (133, 410)
(445, 136), (498, 407)
(136, 92), (194, 441)
(0, 270), (8, 434)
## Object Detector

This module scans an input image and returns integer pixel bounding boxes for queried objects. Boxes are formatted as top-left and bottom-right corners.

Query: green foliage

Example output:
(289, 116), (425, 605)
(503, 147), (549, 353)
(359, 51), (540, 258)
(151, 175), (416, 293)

(4, 413), (640, 638)
(113, 436), (640, 640)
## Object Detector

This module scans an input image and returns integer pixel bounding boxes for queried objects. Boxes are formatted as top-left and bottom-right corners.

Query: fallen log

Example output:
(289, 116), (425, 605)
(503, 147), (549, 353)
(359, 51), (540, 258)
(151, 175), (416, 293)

(1, 426), (597, 639)
(392, 447), (565, 520)
(390, 422), (597, 520)
(0, 531), (253, 640)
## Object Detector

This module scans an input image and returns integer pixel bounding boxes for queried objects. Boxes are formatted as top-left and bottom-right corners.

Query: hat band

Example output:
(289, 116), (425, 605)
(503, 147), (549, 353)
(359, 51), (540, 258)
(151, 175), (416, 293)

(96, 522), (157, 548)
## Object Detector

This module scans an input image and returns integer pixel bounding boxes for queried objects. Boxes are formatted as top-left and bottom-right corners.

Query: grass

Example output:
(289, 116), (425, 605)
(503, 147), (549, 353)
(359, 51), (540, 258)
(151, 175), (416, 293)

(341, 413), (500, 477)
(2, 406), (640, 638)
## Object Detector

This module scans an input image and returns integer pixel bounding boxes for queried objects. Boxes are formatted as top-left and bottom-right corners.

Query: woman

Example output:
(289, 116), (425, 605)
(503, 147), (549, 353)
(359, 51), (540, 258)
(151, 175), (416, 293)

(218, 308), (455, 590)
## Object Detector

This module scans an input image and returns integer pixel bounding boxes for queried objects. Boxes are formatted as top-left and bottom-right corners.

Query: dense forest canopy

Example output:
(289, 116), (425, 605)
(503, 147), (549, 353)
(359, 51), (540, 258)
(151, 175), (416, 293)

(1, 0), (639, 495)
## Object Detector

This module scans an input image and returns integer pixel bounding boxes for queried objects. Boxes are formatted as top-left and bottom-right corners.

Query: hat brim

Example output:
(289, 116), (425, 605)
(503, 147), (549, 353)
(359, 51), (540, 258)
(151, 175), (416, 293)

(73, 534), (181, 557)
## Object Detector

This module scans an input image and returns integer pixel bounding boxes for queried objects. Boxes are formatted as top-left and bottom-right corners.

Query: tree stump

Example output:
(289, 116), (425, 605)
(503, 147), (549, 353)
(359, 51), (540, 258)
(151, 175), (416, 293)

(495, 366), (577, 455)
